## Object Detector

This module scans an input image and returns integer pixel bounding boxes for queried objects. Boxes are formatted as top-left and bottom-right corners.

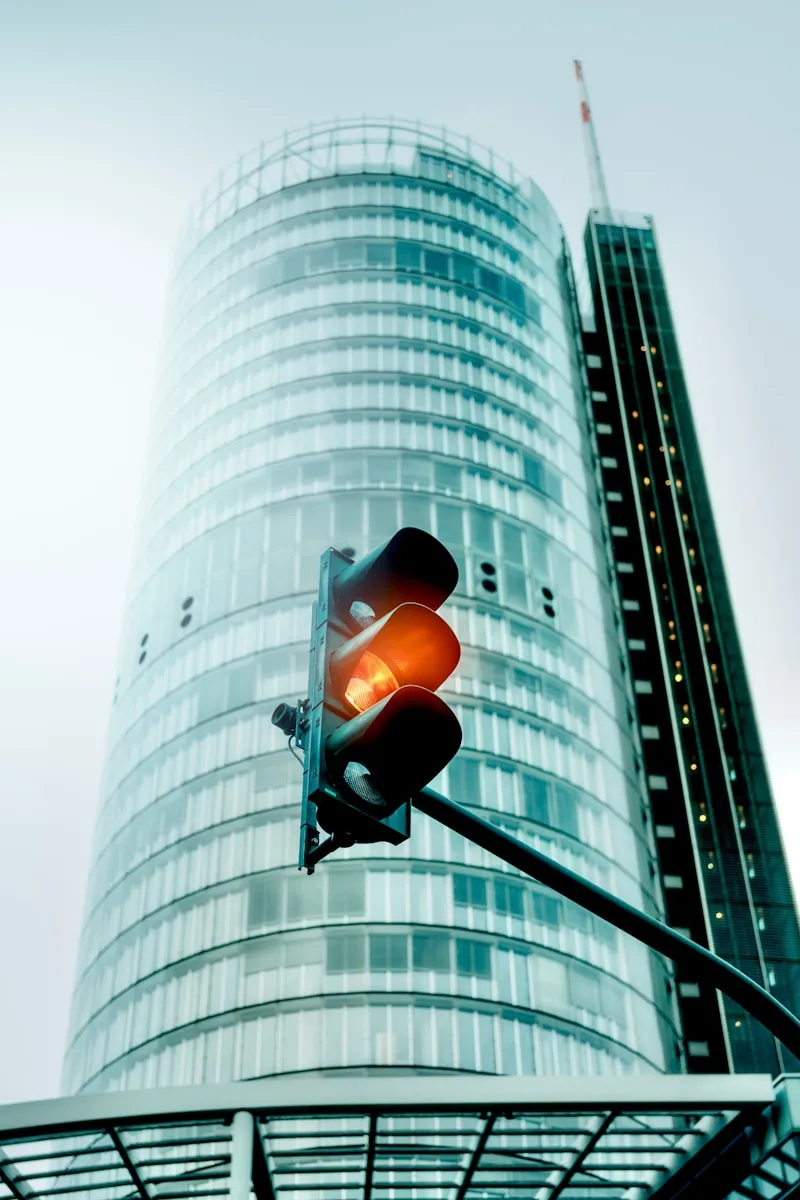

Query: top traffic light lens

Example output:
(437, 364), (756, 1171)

(344, 651), (399, 712)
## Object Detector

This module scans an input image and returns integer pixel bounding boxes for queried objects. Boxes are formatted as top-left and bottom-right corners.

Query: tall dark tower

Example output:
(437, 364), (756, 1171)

(575, 62), (800, 1074)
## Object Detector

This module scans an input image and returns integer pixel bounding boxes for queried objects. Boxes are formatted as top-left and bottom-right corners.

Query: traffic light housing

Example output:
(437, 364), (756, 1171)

(292, 528), (462, 870)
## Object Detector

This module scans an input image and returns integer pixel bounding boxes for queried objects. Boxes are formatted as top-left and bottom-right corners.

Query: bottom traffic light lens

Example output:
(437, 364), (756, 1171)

(345, 651), (399, 712)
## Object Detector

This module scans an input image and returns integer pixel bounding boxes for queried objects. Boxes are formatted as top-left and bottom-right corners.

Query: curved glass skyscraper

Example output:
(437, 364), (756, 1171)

(62, 119), (680, 1094)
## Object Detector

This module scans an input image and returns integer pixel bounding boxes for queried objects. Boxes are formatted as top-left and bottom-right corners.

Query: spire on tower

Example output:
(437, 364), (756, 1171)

(573, 59), (612, 219)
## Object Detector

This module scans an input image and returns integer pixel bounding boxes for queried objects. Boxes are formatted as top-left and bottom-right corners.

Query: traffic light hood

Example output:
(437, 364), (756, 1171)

(325, 685), (463, 811)
(333, 527), (458, 626)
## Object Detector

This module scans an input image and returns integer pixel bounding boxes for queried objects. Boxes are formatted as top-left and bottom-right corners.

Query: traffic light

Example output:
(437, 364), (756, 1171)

(275, 528), (462, 871)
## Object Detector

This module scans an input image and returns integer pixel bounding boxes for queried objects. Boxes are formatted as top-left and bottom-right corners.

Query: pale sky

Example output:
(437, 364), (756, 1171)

(1, 0), (798, 1104)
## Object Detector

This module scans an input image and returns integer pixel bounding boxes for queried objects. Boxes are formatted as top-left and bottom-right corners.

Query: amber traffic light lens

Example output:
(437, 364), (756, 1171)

(345, 651), (399, 712)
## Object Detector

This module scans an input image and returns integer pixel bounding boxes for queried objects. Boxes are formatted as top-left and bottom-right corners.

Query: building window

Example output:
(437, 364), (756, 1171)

(412, 932), (450, 972)
(328, 870), (366, 917)
(494, 878), (525, 918)
(369, 934), (408, 972)
(326, 931), (365, 973)
(455, 938), (492, 979)
(453, 873), (488, 909)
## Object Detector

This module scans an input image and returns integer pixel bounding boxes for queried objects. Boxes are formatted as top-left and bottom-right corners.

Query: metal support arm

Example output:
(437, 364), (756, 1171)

(414, 786), (800, 1062)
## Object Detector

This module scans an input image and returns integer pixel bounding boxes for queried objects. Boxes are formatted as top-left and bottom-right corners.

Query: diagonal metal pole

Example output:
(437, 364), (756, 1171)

(455, 1114), (495, 1200)
(414, 786), (800, 1062)
(363, 1113), (378, 1200)
(108, 1129), (151, 1200)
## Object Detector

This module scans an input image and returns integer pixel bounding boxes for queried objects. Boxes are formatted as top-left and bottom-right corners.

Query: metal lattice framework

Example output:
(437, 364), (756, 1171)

(178, 116), (553, 252)
(1, 1075), (796, 1200)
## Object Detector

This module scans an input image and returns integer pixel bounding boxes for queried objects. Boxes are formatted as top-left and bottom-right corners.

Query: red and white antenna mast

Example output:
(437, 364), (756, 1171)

(574, 59), (612, 219)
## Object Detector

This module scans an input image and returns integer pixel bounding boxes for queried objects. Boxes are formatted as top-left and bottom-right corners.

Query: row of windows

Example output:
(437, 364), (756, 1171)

(104, 585), (625, 827)
(149, 384), (566, 511)
(68, 922), (645, 1085)
(109, 601), (623, 811)
(159, 276), (573, 441)
(70, 860), (631, 1041)
(148, 375), (579, 532)
(76, 802), (650, 988)
(90, 731), (641, 945)
(165, 282), (554, 400)
(173, 210), (547, 323)
(144, 416), (573, 546)
(135, 456), (597, 598)
(176, 174), (538, 287)
(66, 996), (653, 1096)
(97, 697), (613, 896)
(163, 304), (556, 434)
(110, 587), (606, 766)
(105, 624), (612, 811)
(162, 347), (573, 478)
(133, 484), (575, 627)
(164, 276), (571, 412)
(97, 690), (618, 865)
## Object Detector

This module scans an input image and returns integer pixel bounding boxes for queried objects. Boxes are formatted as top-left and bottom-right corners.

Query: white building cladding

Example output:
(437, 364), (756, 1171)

(62, 120), (681, 1094)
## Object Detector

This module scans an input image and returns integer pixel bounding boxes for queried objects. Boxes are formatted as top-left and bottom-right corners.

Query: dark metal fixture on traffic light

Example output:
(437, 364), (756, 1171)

(272, 527), (462, 871)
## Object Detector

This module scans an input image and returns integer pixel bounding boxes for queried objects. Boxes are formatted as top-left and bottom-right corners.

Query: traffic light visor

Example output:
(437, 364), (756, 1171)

(326, 685), (463, 806)
(333, 527), (459, 625)
(330, 603), (460, 713)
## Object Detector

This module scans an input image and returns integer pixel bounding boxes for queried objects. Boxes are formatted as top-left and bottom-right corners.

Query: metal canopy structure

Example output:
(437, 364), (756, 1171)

(1, 1075), (798, 1200)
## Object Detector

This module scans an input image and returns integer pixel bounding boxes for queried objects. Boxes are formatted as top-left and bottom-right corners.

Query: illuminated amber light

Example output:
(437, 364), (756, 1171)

(675, 673), (683, 681)
(657, 381), (664, 389)
(699, 814), (707, 822)
(691, 763), (698, 771)
(682, 717), (690, 725)
(632, 410), (639, 418)
(637, 442), (645, 451)
(643, 475), (651, 485)
(715, 911), (723, 919)
(345, 651), (399, 712)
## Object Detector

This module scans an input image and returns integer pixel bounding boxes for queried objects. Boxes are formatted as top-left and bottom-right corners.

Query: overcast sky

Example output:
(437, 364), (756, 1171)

(1, 0), (798, 1104)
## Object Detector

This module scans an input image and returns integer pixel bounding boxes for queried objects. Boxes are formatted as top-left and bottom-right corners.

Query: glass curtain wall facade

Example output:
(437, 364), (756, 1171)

(583, 210), (800, 1074)
(62, 121), (681, 1095)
